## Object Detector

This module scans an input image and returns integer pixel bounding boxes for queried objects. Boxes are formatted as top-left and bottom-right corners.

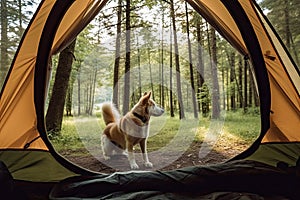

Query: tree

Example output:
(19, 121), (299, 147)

(209, 26), (220, 119)
(0, 0), (36, 86)
(185, 2), (198, 118)
(159, 1), (165, 107)
(169, 21), (175, 117)
(260, 0), (300, 66)
(170, 0), (185, 119)
(226, 50), (236, 111)
(243, 58), (248, 112)
(65, 85), (73, 116)
(238, 56), (243, 108)
(112, 0), (122, 109)
(0, 0), (9, 85)
(67, 25), (94, 116)
(123, 0), (131, 115)
(82, 53), (100, 116)
(77, 61), (82, 115)
(194, 14), (206, 116)
(46, 39), (77, 135)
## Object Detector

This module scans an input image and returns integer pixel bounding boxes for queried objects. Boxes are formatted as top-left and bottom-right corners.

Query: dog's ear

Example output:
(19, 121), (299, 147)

(143, 91), (151, 96)
(141, 91), (151, 104)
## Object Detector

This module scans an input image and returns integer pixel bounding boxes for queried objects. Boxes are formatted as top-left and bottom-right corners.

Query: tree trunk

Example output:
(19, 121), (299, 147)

(170, 0), (185, 119)
(137, 37), (142, 99)
(249, 69), (259, 108)
(17, 0), (23, 37)
(46, 39), (76, 134)
(160, 38), (164, 107)
(196, 15), (205, 115)
(85, 83), (89, 114)
(210, 27), (220, 119)
(86, 69), (97, 115)
(123, 0), (131, 114)
(148, 47), (155, 101)
(283, 0), (299, 65)
(228, 51), (236, 111)
(160, 4), (165, 107)
(249, 71), (253, 107)
(238, 56), (243, 108)
(169, 22), (174, 117)
(66, 61), (80, 117)
(65, 85), (73, 116)
(226, 65), (229, 111)
(77, 65), (81, 115)
(185, 2), (198, 118)
(113, 0), (122, 109)
(221, 63), (226, 110)
(243, 58), (248, 113)
(283, 0), (291, 50)
(1, 0), (9, 85)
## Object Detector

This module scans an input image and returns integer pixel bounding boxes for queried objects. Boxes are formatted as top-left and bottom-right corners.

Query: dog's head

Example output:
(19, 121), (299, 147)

(133, 92), (164, 121)
(143, 92), (164, 117)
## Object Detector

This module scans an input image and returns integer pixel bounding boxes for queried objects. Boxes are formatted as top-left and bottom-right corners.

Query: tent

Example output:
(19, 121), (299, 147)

(0, 0), (299, 199)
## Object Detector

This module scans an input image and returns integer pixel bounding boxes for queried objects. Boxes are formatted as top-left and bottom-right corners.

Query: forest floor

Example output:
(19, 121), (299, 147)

(56, 111), (258, 173)
(60, 140), (248, 173)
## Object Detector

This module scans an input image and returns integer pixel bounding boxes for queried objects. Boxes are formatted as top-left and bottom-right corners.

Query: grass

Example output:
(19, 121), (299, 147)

(50, 109), (261, 157)
(223, 110), (261, 142)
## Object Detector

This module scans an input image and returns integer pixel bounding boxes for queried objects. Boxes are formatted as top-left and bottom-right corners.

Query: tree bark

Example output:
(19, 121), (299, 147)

(112, 0), (122, 109)
(243, 58), (248, 113)
(147, 47), (155, 101)
(185, 2), (198, 118)
(17, 0), (23, 37)
(228, 51), (236, 111)
(170, 0), (185, 119)
(66, 85), (73, 116)
(210, 27), (220, 119)
(169, 21), (174, 118)
(46, 39), (76, 134)
(238, 56), (243, 108)
(196, 16), (205, 115)
(123, 0), (131, 114)
(160, 13), (165, 108)
(1, 0), (9, 85)
(136, 37), (142, 99)
(249, 71), (253, 107)
(77, 64), (81, 115)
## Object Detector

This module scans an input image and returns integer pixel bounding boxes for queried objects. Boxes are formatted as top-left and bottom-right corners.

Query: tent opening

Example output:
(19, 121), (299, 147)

(46, 0), (262, 173)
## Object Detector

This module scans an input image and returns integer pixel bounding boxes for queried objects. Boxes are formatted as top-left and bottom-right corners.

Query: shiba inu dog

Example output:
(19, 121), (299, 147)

(101, 92), (164, 169)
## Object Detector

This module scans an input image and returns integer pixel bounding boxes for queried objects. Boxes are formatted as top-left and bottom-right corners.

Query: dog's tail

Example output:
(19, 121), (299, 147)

(101, 103), (120, 125)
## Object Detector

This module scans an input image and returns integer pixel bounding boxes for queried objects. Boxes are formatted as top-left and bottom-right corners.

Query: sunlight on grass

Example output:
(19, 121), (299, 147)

(195, 110), (260, 155)
(147, 116), (197, 152)
(51, 116), (102, 155)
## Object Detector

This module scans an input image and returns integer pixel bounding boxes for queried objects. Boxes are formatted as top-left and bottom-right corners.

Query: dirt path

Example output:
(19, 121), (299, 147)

(61, 141), (245, 173)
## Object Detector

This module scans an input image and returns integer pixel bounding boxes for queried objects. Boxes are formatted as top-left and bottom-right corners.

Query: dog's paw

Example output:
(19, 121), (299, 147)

(144, 161), (153, 168)
(130, 162), (139, 170)
(122, 151), (128, 157)
(103, 155), (111, 160)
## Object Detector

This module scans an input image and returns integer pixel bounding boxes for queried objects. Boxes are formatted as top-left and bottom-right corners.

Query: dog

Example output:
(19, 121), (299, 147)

(101, 92), (164, 169)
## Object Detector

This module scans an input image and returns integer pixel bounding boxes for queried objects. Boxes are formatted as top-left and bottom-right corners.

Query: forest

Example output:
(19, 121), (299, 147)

(0, 0), (299, 136)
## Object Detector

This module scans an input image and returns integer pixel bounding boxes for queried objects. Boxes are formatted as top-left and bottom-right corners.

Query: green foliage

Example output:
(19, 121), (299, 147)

(223, 109), (260, 142)
(50, 117), (85, 151)
(260, 0), (300, 66)
(198, 82), (210, 117)
(146, 117), (181, 151)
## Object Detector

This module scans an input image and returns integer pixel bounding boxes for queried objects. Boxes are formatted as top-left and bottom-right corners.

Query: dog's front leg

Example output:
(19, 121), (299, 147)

(127, 142), (139, 169)
(140, 139), (153, 168)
